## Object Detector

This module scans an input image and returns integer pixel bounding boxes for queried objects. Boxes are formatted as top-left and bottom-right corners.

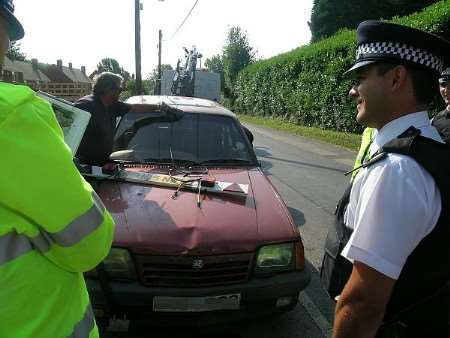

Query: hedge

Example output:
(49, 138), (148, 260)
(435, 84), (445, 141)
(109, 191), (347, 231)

(234, 1), (450, 133)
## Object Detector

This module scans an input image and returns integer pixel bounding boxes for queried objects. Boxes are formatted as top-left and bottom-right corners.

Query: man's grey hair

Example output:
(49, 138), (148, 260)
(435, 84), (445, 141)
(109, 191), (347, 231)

(93, 72), (123, 97)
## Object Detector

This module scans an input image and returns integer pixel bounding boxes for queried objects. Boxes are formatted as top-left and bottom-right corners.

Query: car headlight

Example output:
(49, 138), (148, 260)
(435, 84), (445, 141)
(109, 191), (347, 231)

(255, 243), (294, 273)
(103, 248), (136, 279)
(85, 248), (136, 280)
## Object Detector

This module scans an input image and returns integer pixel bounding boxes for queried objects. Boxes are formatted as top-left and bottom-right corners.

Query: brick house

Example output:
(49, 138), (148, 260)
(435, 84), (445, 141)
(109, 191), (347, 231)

(1, 57), (51, 88)
(40, 60), (91, 101)
(1, 57), (92, 102)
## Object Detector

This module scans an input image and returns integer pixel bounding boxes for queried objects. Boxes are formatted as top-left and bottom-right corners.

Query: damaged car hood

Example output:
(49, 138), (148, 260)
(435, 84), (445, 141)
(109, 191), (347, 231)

(96, 167), (296, 255)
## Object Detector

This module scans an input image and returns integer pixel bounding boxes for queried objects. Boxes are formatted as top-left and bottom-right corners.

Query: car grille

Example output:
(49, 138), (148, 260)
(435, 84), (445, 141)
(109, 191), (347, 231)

(135, 253), (253, 288)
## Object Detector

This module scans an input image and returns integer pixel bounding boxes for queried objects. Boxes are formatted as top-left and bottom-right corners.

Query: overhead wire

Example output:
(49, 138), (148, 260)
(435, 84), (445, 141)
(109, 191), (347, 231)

(163, 0), (199, 42)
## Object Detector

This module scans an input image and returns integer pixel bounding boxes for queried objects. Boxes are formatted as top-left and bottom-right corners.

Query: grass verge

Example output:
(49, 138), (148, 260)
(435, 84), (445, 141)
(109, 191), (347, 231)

(238, 114), (361, 151)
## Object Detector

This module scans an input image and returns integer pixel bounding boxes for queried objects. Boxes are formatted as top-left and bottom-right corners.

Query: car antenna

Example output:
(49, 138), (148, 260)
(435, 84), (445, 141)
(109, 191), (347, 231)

(197, 179), (202, 208)
(169, 145), (175, 168)
(169, 121), (176, 172)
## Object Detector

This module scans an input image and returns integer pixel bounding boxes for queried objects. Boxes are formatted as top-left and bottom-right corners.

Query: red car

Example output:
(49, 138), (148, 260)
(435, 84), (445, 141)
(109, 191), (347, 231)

(84, 96), (310, 321)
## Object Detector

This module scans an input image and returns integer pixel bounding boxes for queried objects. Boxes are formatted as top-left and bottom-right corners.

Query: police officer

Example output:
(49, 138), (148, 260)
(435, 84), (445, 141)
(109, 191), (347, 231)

(320, 21), (450, 338)
(431, 68), (450, 143)
(0, 2), (115, 337)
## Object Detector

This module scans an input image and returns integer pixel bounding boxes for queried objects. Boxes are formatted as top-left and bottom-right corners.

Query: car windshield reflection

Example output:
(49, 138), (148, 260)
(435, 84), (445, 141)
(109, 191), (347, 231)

(114, 112), (255, 166)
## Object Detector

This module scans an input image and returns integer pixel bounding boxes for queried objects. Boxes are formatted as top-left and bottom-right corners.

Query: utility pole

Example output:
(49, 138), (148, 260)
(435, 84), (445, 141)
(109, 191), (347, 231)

(134, 0), (143, 95)
(157, 29), (162, 95)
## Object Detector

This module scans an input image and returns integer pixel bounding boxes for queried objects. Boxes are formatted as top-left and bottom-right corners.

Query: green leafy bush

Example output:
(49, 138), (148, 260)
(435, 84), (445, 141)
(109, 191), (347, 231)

(234, 1), (450, 133)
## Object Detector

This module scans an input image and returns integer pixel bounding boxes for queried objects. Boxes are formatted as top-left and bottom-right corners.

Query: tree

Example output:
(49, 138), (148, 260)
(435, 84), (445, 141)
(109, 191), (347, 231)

(205, 54), (223, 74)
(149, 64), (173, 95)
(222, 26), (256, 99)
(205, 54), (225, 92)
(309, 0), (441, 42)
(6, 41), (26, 61)
(95, 58), (130, 81)
(120, 64), (173, 100)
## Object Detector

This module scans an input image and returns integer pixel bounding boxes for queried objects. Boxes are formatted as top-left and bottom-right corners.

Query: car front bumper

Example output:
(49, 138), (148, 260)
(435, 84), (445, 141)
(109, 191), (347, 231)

(86, 268), (310, 323)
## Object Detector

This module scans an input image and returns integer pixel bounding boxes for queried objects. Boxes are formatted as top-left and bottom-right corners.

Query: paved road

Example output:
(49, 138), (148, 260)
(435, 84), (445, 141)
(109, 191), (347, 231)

(102, 123), (357, 338)
(249, 123), (355, 268)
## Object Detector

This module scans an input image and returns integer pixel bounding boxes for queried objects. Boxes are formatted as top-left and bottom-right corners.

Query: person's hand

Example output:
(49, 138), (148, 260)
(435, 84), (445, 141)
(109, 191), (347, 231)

(160, 102), (183, 120)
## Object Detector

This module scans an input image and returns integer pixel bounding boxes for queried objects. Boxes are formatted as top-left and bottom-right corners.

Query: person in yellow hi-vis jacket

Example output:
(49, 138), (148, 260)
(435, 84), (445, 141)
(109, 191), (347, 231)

(0, 1), (115, 337)
(351, 127), (376, 179)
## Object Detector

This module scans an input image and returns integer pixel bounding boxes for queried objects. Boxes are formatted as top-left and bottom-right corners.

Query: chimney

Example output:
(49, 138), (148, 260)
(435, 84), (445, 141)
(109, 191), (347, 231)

(69, 62), (72, 70)
(31, 58), (38, 70)
(57, 59), (63, 70)
(81, 66), (86, 75)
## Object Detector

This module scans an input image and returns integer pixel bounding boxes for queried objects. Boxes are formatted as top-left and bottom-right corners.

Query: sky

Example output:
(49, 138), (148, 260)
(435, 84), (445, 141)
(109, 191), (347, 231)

(14, 0), (314, 77)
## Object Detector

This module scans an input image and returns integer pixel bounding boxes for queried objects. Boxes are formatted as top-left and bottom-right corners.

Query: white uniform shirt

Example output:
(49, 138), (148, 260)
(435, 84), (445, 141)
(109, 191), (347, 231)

(342, 111), (443, 279)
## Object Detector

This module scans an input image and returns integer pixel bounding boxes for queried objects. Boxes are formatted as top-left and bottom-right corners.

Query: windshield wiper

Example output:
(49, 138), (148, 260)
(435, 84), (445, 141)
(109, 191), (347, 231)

(142, 158), (254, 169)
(142, 158), (190, 165)
(143, 158), (205, 169)
(142, 158), (209, 176)
(197, 159), (254, 166)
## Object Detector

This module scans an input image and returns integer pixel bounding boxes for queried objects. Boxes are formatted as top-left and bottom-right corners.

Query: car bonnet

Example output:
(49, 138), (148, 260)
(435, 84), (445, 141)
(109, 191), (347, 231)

(97, 168), (262, 255)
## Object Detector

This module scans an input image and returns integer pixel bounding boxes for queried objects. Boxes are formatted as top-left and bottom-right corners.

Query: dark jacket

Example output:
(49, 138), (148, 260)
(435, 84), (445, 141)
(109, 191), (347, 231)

(74, 94), (131, 166)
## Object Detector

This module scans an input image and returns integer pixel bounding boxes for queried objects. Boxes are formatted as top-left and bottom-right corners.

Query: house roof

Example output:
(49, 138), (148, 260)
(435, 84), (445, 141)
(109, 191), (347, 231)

(2, 57), (51, 82)
(61, 66), (90, 83)
(2, 57), (91, 84)
(41, 65), (72, 83)
(2, 57), (21, 72)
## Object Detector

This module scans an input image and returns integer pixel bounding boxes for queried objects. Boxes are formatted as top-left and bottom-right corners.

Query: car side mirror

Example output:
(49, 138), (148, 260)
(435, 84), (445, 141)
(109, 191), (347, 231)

(109, 149), (137, 162)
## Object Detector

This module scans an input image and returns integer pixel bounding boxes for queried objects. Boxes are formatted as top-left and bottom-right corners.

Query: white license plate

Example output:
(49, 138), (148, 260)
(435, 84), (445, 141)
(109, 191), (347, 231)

(153, 293), (241, 312)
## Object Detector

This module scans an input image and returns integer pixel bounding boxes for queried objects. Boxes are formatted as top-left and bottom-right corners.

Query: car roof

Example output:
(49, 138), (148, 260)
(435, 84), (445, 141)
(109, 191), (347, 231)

(126, 95), (237, 118)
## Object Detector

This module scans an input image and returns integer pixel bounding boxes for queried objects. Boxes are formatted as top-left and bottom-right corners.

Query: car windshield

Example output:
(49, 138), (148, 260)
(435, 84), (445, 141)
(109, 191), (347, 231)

(114, 112), (256, 166)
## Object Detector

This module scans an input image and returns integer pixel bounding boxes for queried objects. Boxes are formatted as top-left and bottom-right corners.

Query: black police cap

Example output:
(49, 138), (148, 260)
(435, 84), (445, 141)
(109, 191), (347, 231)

(346, 20), (450, 76)
(0, 0), (24, 41)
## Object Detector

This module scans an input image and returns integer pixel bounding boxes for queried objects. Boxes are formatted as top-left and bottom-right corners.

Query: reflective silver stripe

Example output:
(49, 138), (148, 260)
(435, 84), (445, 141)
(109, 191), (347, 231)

(31, 232), (51, 253)
(67, 304), (95, 338)
(0, 232), (34, 265)
(50, 192), (105, 247)
(0, 192), (106, 265)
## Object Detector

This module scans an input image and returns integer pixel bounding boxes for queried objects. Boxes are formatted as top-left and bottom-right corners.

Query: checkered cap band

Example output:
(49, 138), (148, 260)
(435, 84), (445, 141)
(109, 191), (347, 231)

(356, 42), (444, 73)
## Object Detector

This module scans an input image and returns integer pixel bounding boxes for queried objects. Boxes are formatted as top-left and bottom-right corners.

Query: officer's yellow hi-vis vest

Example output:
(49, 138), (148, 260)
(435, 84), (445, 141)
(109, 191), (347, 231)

(0, 83), (115, 338)
(351, 127), (376, 180)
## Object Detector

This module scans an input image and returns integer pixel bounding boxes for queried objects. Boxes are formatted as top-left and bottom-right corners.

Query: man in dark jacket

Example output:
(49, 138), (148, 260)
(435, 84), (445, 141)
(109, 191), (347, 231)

(75, 72), (176, 166)
(431, 68), (450, 143)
